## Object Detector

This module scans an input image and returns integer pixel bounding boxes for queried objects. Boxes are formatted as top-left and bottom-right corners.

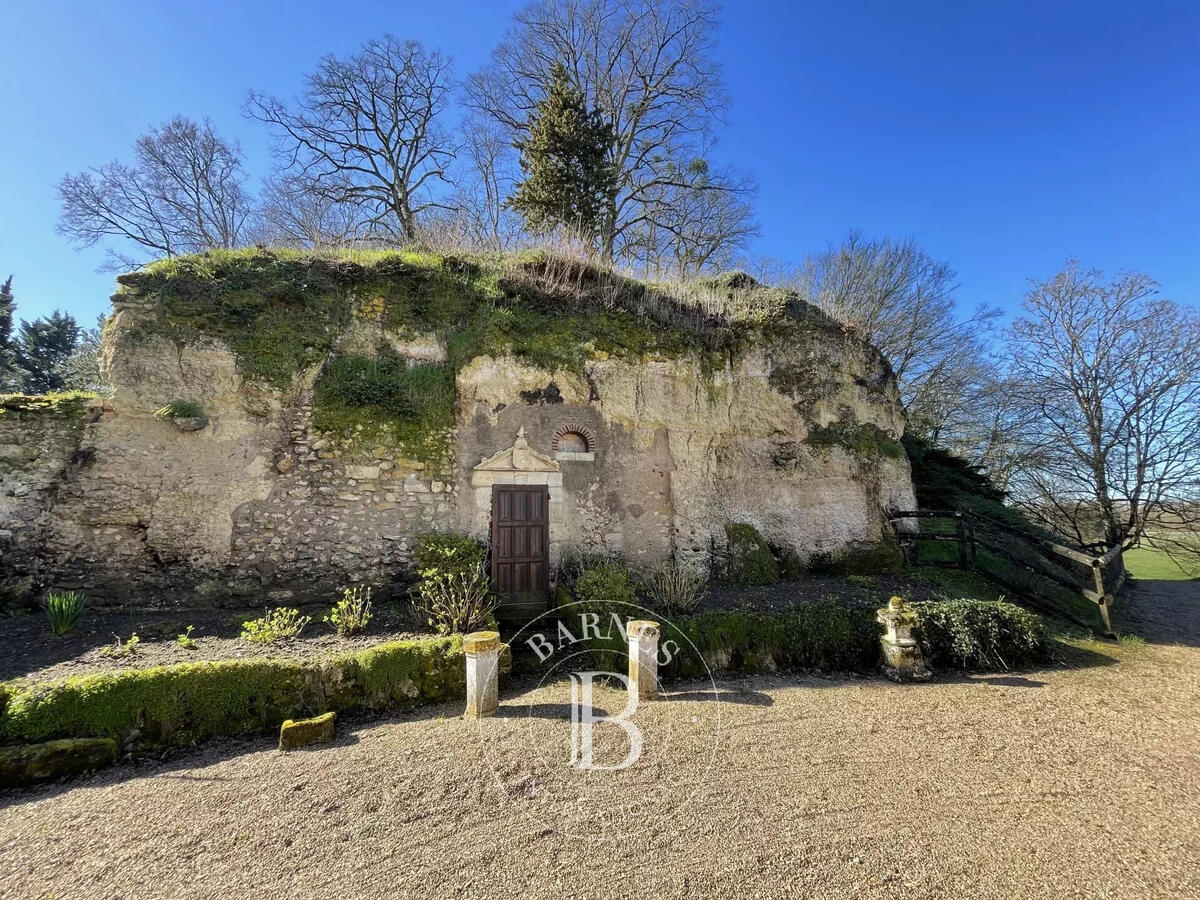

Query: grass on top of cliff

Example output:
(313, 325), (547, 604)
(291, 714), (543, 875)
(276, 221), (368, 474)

(116, 247), (842, 388)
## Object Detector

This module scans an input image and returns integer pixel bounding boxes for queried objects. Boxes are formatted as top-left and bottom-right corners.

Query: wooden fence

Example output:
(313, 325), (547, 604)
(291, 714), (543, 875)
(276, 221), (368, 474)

(890, 509), (1126, 636)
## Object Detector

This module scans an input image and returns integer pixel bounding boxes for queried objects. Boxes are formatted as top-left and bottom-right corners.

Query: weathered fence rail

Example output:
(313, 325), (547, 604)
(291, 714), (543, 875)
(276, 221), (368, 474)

(890, 509), (1125, 636)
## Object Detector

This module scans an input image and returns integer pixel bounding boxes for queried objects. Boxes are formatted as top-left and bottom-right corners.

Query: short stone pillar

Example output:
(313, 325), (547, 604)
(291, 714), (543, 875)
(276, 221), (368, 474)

(627, 620), (661, 701)
(877, 597), (930, 682)
(463, 631), (501, 719)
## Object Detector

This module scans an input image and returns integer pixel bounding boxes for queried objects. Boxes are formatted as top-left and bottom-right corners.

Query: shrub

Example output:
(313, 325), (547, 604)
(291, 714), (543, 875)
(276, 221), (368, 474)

(241, 608), (311, 644)
(412, 565), (496, 635)
(409, 533), (493, 634)
(153, 398), (204, 419)
(412, 531), (485, 578)
(915, 598), (1049, 671)
(326, 585), (374, 637)
(44, 591), (86, 635)
(723, 523), (779, 586)
(314, 351), (454, 429)
(0, 636), (465, 751)
(643, 561), (708, 614)
(100, 633), (140, 658)
(573, 563), (638, 610)
(661, 602), (882, 678)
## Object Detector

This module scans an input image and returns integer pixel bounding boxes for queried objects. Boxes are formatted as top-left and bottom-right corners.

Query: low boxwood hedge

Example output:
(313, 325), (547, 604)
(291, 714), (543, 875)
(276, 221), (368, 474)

(570, 598), (1049, 678)
(1, 599), (1052, 762)
(0, 635), (464, 751)
(915, 599), (1050, 670)
(663, 602), (882, 677)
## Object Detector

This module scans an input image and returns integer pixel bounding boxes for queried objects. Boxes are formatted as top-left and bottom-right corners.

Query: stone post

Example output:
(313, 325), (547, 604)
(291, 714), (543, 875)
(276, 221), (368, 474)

(877, 597), (930, 682)
(464, 631), (501, 719)
(627, 620), (661, 701)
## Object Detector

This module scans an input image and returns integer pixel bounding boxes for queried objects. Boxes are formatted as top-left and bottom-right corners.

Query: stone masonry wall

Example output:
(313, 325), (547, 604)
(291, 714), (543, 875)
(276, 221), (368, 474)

(1, 286), (916, 609)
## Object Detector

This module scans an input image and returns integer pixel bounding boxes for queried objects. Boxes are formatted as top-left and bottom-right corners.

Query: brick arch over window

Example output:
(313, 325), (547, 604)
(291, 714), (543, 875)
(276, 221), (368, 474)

(552, 424), (595, 454)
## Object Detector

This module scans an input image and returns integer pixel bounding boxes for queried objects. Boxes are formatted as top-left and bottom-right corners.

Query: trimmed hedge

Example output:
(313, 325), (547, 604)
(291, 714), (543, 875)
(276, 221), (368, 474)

(0, 636), (464, 751)
(573, 598), (1050, 678)
(663, 602), (882, 677)
(915, 599), (1050, 671)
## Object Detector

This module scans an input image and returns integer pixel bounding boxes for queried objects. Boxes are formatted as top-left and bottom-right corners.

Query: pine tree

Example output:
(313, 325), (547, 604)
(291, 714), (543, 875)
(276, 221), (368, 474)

(508, 62), (616, 248)
(56, 315), (109, 393)
(14, 311), (80, 394)
(0, 276), (18, 391)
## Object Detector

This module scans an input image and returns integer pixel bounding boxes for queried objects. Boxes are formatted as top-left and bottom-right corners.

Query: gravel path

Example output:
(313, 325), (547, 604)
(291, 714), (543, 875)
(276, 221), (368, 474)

(2, 580), (1198, 899)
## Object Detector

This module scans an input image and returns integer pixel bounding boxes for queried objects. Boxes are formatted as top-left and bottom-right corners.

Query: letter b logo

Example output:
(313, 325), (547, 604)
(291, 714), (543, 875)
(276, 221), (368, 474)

(568, 672), (643, 771)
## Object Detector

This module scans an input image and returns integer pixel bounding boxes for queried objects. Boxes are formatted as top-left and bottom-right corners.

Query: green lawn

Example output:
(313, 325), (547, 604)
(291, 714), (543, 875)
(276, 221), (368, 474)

(1124, 543), (1198, 581)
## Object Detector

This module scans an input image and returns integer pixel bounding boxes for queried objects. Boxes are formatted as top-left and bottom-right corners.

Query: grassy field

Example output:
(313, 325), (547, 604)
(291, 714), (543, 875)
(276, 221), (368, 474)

(1124, 543), (1198, 581)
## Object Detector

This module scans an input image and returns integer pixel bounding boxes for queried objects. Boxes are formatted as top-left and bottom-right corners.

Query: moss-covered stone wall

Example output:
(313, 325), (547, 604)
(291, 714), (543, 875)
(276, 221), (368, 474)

(0, 249), (916, 607)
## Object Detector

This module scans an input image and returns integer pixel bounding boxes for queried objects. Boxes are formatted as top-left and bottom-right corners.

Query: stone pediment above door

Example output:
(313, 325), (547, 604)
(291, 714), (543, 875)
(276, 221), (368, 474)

(472, 427), (561, 487)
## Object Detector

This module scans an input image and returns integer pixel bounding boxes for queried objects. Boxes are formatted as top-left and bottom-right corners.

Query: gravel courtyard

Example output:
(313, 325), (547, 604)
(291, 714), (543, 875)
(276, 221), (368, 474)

(2, 582), (1198, 900)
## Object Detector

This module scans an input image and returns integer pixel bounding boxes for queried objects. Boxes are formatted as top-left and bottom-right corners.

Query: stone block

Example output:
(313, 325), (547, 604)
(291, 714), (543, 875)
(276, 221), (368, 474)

(0, 738), (118, 788)
(464, 631), (501, 719)
(345, 465), (381, 481)
(278, 712), (336, 751)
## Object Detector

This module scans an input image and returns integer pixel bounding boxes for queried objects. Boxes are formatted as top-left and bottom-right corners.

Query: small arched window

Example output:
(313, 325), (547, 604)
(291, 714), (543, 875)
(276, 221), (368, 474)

(558, 431), (588, 453)
(553, 425), (595, 461)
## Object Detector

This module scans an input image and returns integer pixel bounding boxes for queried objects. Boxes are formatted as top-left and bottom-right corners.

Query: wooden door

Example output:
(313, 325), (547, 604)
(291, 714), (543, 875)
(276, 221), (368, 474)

(490, 485), (550, 605)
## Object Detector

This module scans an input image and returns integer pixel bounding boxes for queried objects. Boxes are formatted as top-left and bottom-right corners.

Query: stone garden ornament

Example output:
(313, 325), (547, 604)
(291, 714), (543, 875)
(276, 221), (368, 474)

(877, 596), (931, 682)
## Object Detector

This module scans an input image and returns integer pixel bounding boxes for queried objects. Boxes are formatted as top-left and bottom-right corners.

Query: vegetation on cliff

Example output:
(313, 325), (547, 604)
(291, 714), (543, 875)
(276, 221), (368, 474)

(111, 248), (863, 461)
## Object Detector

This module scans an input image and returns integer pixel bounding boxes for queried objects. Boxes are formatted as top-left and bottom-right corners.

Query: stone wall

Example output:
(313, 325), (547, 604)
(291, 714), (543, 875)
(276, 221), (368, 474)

(1, 283), (916, 609)
(1, 300), (456, 608)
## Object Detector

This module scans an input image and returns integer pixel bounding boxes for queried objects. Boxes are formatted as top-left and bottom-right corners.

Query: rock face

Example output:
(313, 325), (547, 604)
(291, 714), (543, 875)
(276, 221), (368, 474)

(0, 265), (915, 608)
(455, 341), (914, 574)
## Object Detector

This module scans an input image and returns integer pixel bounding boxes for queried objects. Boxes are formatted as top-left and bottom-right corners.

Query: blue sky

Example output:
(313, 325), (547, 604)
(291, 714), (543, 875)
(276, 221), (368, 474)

(1, 0), (1197, 326)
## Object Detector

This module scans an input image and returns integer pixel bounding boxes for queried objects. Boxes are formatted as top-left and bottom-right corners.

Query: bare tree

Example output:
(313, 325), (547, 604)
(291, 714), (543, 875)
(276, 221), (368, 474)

(467, 0), (752, 267)
(57, 117), (252, 268)
(434, 116), (526, 252)
(246, 36), (457, 243)
(1007, 262), (1200, 552)
(627, 157), (757, 278)
(251, 175), (368, 250)
(798, 232), (1002, 437)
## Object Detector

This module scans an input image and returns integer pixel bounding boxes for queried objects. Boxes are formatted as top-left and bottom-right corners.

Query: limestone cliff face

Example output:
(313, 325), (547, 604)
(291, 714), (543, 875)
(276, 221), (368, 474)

(455, 326), (915, 571)
(0, 264), (915, 606)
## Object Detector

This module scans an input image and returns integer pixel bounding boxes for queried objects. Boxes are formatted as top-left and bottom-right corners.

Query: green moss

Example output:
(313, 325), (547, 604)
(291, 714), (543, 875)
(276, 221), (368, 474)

(723, 523), (780, 586)
(118, 248), (859, 394)
(0, 635), (464, 751)
(0, 391), (96, 416)
(780, 549), (806, 580)
(812, 542), (905, 577)
(768, 357), (839, 412)
(278, 711), (336, 751)
(312, 349), (456, 469)
(806, 422), (903, 459)
(0, 737), (118, 787)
